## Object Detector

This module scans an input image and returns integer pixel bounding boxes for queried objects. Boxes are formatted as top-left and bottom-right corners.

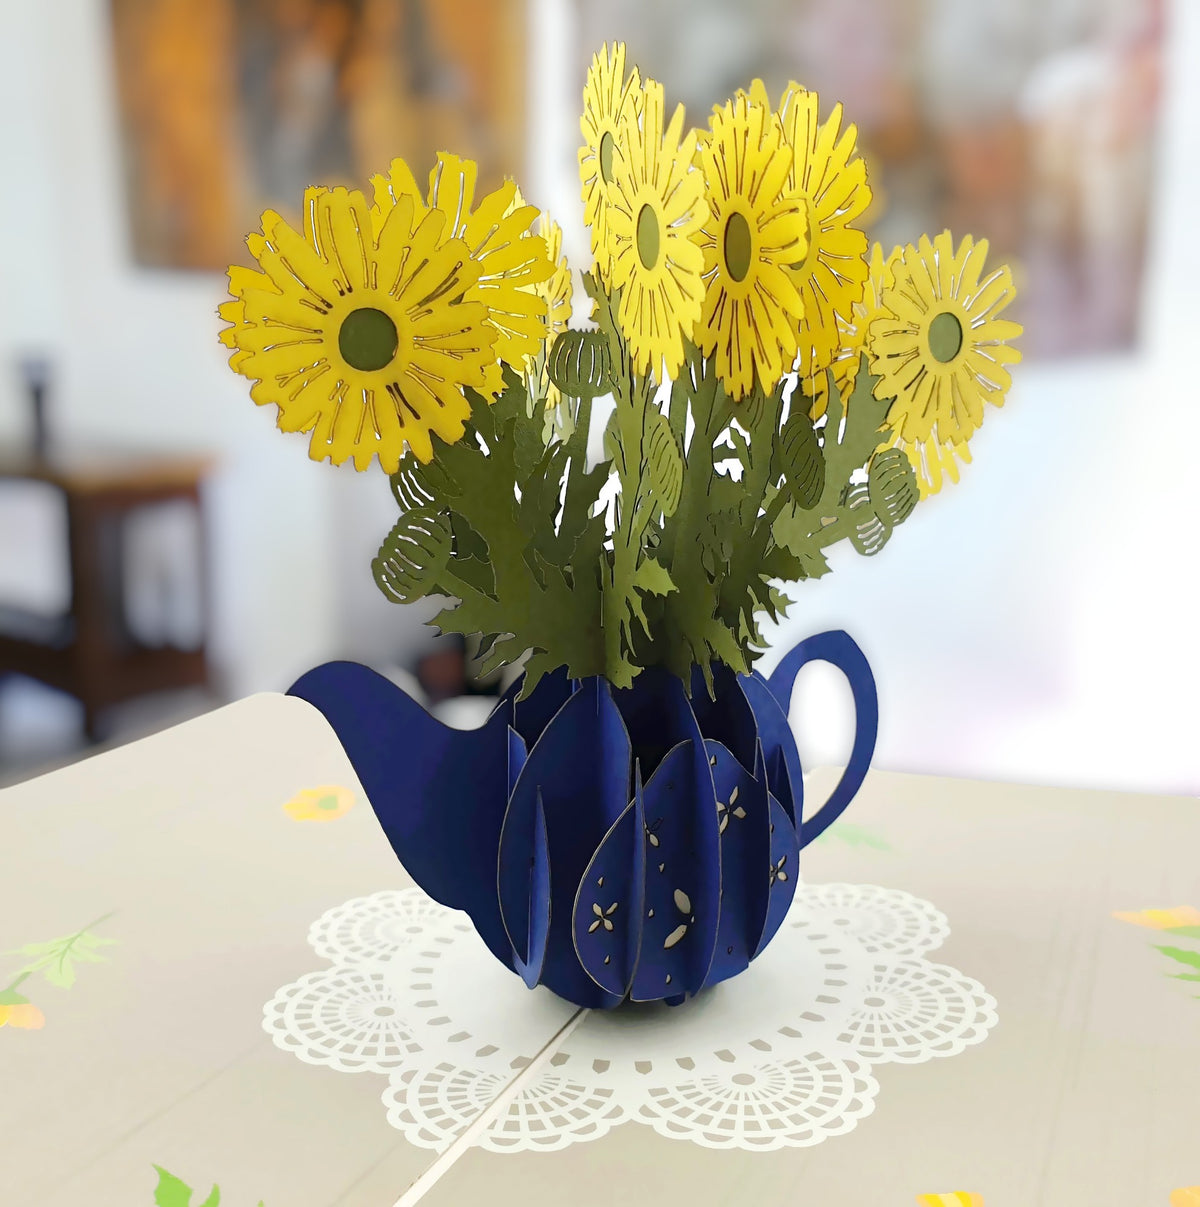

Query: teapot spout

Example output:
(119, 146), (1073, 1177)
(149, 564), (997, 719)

(288, 661), (517, 970)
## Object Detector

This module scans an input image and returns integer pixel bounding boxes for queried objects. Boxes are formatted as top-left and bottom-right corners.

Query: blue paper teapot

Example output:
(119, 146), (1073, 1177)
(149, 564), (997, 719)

(290, 629), (877, 1008)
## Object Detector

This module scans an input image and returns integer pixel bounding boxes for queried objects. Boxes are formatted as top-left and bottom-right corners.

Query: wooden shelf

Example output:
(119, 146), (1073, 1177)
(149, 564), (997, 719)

(0, 445), (215, 740)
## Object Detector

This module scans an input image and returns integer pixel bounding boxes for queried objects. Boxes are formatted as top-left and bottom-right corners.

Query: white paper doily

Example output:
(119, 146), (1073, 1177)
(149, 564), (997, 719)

(264, 882), (996, 1152)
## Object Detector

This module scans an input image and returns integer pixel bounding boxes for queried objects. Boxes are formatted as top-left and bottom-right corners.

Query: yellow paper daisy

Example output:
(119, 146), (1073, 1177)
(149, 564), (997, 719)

(371, 154), (553, 396)
(223, 186), (496, 470)
(807, 240), (896, 420)
(695, 95), (808, 400)
(868, 231), (1022, 446)
(743, 81), (871, 383)
(529, 205), (574, 410)
(606, 79), (707, 380)
(579, 41), (642, 283)
(505, 185), (574, 408)
(887, 429), (974, 499)
(536, 211), (574, 346)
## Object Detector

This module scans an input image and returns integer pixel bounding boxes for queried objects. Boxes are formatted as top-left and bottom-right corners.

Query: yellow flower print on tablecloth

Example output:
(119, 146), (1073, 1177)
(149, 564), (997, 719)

(0, 993), (45, 1030)
(1114, 906), (1200, 994)
(1171, 1188), (1200, 1207)
(283, 785), (356, 822)
(1113, 907), (1200, 935)
(916, 1195), (983, 1206)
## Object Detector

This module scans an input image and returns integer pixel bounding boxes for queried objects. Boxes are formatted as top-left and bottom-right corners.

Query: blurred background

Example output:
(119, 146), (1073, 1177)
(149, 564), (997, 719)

(0, 0), (1194, 793)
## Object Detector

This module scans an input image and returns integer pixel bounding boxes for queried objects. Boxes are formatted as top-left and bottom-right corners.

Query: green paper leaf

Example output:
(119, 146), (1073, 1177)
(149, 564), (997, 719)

(1155, 945), (1200, 973)
(633, 556), (676, 598)
(777, 410), (824, 508)
(644, 409), (683, 518)
(868, 446), (918, 527)
(372, 508), (453, 605)
(547, 329), (611, 399)
(446, 554), (494, 596)
(826, 356), (892, 482)
(758, 543), (811, 583)
(845, 483), (890, 557)
(601, 408), (624, 475)
(390, 454), (438, 511)
(449, 511), (488, 563)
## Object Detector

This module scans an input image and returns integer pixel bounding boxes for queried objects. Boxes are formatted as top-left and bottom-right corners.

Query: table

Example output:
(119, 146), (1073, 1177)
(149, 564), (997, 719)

(0, 447), (213, 741)
(1, 693), (1196, 1207)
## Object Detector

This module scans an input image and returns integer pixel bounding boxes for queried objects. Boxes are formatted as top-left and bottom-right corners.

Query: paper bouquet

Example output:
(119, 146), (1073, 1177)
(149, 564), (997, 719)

(220, 43), (1021, 1007)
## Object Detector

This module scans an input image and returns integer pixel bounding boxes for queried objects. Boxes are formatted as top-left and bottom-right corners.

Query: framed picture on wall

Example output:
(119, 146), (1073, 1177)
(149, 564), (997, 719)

(577, 0), (1164, 358)
(110, 0), (527, 271)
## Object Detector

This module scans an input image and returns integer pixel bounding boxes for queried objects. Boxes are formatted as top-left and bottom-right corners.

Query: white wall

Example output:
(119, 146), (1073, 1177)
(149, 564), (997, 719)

(761, 0), (1200, 796)
(1, 0), (1194, 793)
(523, 0), (1199, 796)
(0, 0), (340, 699)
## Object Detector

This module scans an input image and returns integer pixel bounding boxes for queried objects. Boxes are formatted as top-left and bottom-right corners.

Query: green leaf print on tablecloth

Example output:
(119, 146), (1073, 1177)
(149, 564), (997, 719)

(153, 1165), (263, 1206)
(0, 913), (116, 1030)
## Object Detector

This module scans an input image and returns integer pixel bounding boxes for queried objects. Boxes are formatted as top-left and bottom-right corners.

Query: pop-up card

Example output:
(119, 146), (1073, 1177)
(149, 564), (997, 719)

(221, 42), (1021, 1008)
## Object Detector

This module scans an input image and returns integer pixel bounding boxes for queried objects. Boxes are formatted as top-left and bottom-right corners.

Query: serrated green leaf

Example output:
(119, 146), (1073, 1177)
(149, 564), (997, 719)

(602, 409), (624, 474)
(446, 555), (494, 596)
(372, 508), (453, 605)
(832, 356), (892, 476)
(632, 557), (676, 598)
(449, 511), (488, 563)
(758, 544), (808, 583)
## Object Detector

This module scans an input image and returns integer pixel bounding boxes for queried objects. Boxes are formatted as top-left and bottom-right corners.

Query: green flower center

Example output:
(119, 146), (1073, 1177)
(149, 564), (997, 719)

(724, 211), (753, 282)
(928, 311), (963, 363)
(339, 307), (398, 372)
(599, 131), (616, 185)
(636, 204), (661, 270)
(316, 794), (339, 811)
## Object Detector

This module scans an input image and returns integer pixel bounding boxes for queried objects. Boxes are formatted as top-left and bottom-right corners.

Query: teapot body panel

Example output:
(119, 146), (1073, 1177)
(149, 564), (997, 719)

(289, 632), (877, 1007)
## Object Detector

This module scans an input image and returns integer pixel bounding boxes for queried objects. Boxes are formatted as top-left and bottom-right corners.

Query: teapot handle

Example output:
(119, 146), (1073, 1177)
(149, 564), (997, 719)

(765, 630), (879, 848)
